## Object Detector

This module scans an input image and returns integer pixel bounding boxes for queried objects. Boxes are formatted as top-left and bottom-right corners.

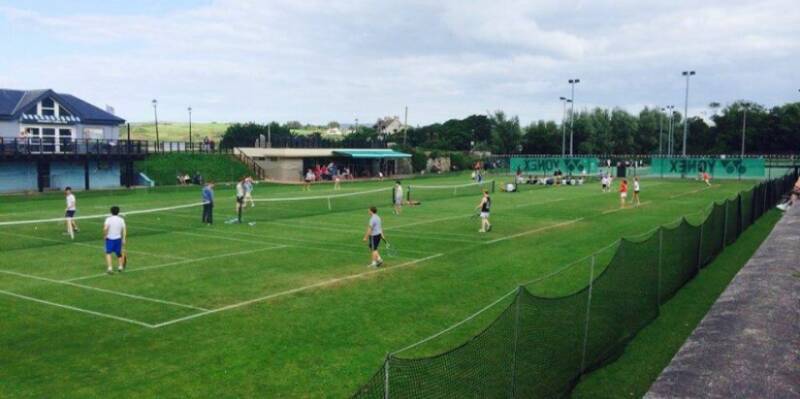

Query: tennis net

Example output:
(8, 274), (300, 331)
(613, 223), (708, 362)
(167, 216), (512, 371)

(407, 180), (495, 203)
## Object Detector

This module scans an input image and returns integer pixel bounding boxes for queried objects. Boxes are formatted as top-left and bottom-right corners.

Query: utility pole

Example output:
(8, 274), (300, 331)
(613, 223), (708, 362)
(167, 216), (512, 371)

(681, 70), (695, 156)
(267, 124), (272, 148)
(568, 78), (580, 157)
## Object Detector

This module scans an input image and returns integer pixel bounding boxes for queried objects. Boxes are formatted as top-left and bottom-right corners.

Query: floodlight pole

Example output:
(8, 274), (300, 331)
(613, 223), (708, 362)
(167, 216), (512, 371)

(741, 103), (748, 157)
(152, 99), (159, 153)
(559, 97), (570, 157)
(568, 78), (580, 157)
(188, 106), (193, 149)
(404, 106), (408, 146)
(658, 108), (665, 155)
(681, 70), (695, 157)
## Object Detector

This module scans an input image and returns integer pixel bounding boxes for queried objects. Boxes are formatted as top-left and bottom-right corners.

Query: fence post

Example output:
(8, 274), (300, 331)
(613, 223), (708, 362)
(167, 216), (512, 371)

(722, 201), (728, 248)
(657, 228), (663, 306)
(510, 287), (522, 398)
(697, 222), (704, 269)
(383, 355), (390, 399)
(580, 255), (596, 374)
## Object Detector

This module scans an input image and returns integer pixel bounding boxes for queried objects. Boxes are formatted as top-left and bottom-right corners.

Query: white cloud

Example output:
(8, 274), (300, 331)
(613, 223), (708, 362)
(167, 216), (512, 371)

(1, 0), (798, 125)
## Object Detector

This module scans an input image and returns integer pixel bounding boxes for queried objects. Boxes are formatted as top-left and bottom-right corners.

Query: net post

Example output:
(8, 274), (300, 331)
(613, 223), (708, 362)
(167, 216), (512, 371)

(492, 180), (496, 193)
(327, 197), (332, 211)
(383, 354), (390, 399)
(697, 221), (704, 269)
(509, 286), (523, 398)
(657, 227), (663, 306)
(405, 185), (410, 202)
(580, 254), (596, 374)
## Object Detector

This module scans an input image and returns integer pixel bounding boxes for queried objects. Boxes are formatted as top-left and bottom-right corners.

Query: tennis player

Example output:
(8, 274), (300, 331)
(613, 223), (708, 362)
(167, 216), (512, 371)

(777, 175), (800, 211)
(702, 171), (711, 187)
(363, 206), (384, 268)
(202, 181), (215, 225)
(64, 187), (79, 239)
(103, 206), (127, 274)
(244, 176), (255, 208)
(235, 178), (245, 223)
(619, 179), (628, 208)
(303, 169), (314, 191)
(632, 177), (641, 207)
(393, 181), (404, 215)
(475, 190), (492, 233)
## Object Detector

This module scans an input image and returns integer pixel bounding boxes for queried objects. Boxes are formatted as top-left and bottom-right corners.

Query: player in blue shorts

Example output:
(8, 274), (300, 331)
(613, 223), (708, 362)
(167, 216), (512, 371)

(103, 206), (127, 274)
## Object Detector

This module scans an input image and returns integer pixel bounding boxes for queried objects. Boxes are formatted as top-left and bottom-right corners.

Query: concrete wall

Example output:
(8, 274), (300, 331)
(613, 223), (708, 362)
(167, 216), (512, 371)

(256, 158), (304, 182)
(0, 161), (37, 192)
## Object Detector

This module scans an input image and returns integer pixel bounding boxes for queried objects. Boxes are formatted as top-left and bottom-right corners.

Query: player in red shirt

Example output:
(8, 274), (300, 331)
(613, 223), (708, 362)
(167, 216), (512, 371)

(702, 171), (711, 187)
(619, 179), (628, 208)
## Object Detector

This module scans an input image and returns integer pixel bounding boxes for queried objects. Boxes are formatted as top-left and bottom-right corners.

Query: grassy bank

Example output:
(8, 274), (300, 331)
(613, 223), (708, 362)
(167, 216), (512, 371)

(134, 153), (249, 185)
(572, 209), (782, 398)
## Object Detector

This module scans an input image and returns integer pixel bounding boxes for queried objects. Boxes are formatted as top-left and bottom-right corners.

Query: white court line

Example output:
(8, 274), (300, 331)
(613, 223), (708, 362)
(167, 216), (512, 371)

(152, 253), (444, 328)
(0, 230), (189, 261)
(65, 245), (289, 282)
(0, 269), (207, 311)
(484, 219), (585, 244)
(0, 289), (156, 328)
(265, 220), (482, 244)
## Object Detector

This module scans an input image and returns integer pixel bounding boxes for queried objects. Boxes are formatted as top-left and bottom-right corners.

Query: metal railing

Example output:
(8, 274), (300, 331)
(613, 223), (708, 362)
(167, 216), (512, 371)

(0, 138), (234, 156)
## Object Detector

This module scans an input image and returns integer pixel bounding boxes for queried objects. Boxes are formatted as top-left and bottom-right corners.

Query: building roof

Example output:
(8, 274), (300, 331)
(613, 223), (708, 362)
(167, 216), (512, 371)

(236, 147), (411, 159)
(0, 89), (125, 125)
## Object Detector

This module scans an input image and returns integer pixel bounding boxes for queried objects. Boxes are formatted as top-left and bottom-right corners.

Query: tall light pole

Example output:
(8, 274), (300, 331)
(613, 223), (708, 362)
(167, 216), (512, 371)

(568, 78), (580, 157)
(188, 106), (193, 148)
(152, 99), (159, 152)
(681, 70), (695, 156)
(658, 107), (665, 155)
(666, 105), (675, 156)
(559, 96), (571, 157)
(741, 102), (750, 157)
(403, 106), (408, 146)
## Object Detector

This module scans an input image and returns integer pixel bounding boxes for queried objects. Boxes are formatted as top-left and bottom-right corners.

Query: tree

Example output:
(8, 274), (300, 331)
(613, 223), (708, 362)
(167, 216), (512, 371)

(327, 121), (340, 129)
(522, 120), (560, 153)
(285, 121), (303, 130)
(489, 111), (522, 154)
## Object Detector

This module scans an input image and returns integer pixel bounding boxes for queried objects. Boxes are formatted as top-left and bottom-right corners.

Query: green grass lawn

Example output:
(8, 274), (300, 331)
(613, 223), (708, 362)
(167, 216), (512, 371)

(0, 175), (768, 398)
(126, 122), (231, 142)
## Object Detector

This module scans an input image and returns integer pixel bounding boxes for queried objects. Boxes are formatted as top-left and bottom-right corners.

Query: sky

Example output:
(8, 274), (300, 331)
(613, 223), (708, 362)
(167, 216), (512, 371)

(1, 0), (798, 125)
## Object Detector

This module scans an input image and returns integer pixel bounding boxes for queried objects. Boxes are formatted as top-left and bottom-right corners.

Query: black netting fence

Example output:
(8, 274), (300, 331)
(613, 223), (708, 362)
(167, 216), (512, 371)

(353, 171), (798, 399)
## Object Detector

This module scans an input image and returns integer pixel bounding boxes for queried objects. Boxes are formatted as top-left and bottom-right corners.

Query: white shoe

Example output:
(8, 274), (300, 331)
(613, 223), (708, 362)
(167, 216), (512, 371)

(777, 203), (788, 211)
(479, 229), (486, 233)
(368, 262), (377, 268)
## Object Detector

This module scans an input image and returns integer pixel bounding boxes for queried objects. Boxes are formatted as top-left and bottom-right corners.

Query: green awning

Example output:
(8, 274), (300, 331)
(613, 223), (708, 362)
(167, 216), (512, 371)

(333, 149), (412, 159)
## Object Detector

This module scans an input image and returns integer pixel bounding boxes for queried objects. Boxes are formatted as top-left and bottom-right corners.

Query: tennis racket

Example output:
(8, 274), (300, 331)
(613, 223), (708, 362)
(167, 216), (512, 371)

(121, 248), (128, 268)
(382, 237), (398, 258)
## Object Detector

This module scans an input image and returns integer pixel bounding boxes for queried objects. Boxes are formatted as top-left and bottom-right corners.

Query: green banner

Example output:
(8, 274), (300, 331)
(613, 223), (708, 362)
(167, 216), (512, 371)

(510, 157), (600, 175)
(651, 157), (765, 178)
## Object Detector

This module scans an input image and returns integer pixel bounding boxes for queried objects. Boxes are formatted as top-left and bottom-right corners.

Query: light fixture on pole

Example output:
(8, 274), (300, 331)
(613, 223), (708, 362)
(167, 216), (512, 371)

(568, 78), (580, 157)
(559, 96), (571, 157)
(681, 70), (695, 156)
(188, 106), (193, 149)
(152, 99), (159, 153)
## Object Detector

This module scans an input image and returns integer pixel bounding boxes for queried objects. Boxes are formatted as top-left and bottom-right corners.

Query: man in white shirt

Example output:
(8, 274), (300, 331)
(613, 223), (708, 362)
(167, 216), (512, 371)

(235, 178), (246, 223)
(362, 207), (384, 268)
(103, 206), (127, 274)
(64, 187), (79, 239)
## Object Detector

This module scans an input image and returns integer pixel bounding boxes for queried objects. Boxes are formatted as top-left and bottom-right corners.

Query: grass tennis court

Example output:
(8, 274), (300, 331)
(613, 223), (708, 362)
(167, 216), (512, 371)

(0, 174), (762, 397)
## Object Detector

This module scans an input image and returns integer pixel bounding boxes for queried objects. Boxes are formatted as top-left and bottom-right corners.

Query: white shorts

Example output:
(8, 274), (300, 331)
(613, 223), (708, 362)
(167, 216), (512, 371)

(394, 198), (403, 206)
(620, 192), (628, 199)
(480, 212), (490, 219)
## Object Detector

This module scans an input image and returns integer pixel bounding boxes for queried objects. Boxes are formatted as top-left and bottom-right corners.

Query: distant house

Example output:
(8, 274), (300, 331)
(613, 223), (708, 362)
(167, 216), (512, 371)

(325, 127), (343, 136)
(375, 116), (405, 135)
(0, 89), (134, 193)
(0, 89), (125, 147)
